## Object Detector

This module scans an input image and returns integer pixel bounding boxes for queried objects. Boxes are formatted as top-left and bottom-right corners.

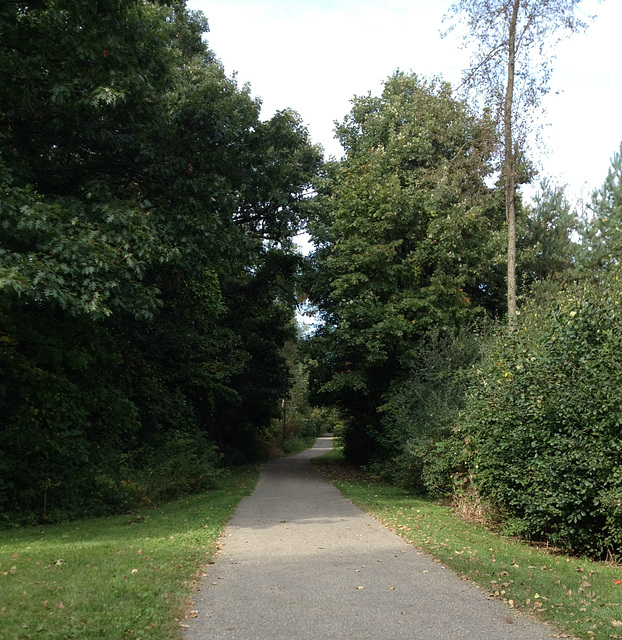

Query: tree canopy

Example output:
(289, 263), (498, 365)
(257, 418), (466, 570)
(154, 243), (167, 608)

(0, 0), (321, 523)
(304, 72), (505, 464)
(3, 1), (622, 561)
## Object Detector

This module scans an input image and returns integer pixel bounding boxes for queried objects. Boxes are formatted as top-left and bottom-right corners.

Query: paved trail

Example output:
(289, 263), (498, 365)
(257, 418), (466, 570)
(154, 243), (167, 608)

(184, 436), (557, 639)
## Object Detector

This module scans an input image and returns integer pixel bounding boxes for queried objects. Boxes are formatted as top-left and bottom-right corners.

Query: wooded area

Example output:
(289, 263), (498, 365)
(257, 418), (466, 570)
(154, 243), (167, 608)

(0, 0), (322, 525)
(2, 0), (622, 559)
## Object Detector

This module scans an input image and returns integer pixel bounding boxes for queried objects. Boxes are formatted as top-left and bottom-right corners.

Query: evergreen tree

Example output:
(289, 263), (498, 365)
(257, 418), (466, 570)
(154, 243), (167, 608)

(578, 141), (622, 274)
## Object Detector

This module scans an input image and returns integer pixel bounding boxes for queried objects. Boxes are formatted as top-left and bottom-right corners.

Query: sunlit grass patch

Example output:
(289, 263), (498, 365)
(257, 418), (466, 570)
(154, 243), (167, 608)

(315, 451), (622, 640)
(0, 467), (258, 640)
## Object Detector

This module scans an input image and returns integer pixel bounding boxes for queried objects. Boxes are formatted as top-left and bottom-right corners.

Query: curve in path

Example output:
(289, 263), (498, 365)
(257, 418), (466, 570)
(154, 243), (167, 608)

(184, 436), (557, 640)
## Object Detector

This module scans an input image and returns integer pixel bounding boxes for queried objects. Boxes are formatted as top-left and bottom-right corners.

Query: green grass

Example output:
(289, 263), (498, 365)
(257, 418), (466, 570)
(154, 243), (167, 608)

(315, 449), (622, 640)
(0, 467), (259, 640)
(280, 435), (317, 456)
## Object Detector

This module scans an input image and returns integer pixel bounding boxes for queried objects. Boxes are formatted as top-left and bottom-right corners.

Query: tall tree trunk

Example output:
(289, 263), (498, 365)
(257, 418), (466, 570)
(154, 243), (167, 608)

(505, 0), (520, 328)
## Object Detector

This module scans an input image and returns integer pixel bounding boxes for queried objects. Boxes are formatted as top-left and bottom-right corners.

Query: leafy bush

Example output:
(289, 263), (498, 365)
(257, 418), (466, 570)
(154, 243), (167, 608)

(376, 328), (487, 490)
(453, 272), (622, 557)
(136, 430), (225, 502)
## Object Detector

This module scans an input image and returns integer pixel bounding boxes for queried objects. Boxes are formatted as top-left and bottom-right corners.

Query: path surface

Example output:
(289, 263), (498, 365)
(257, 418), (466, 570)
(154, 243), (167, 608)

(184, 436), (558, 639)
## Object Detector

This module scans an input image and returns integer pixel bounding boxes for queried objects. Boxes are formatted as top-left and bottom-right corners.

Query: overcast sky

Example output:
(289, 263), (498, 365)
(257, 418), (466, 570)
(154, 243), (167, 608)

(186, 0), (622, 207)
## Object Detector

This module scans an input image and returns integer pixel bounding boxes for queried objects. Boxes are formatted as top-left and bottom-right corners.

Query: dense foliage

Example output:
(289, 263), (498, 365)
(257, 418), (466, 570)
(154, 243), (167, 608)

(358, 144), (622, 558)
(304, 72), (506, 464)
(0, 0), (321, 525)
(3, 1), (622, 562)
(436, 272), (622, 557)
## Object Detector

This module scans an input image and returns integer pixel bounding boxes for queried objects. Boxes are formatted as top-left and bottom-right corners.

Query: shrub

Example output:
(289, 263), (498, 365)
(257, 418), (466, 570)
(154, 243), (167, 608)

(377, 327), (487, 490)
(135, 429), (225, 502)
(455, 272), (622, 557)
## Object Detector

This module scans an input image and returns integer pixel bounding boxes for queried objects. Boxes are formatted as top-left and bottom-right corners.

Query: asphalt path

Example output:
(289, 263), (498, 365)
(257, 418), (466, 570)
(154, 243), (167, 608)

(184, 436), (558, 639)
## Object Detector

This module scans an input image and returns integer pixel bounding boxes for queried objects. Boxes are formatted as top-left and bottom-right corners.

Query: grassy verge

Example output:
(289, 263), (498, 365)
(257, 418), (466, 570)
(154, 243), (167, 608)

(280, 435), (318, 456)
(0, 466), (259, 640)
(315, 449), (622, 640)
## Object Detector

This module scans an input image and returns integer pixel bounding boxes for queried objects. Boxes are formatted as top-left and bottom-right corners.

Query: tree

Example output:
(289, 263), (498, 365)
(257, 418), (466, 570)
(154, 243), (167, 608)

(0, 0), (321, 523)
(519, 178), (579, 290)
(445, 0), (589, 325)
(305, 72), (503, 464)
(578, 140), (622, 274)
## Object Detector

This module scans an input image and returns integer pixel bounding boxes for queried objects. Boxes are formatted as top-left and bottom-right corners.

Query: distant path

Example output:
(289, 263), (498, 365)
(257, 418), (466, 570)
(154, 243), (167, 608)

(184, 436), (557, 639)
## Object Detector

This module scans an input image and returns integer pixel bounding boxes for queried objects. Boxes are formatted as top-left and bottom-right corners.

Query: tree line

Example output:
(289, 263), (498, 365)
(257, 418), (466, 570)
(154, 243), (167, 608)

(303, 67), (622, 557)
(0, 0), (321, 525)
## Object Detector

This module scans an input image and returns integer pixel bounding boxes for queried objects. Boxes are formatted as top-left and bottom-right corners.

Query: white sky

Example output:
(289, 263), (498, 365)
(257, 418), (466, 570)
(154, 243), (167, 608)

(186, 0), (622, 208)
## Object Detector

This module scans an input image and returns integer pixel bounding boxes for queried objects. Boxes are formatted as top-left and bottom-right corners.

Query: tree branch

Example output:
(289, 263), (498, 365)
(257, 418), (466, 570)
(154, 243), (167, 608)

(456, 41), (507, 92)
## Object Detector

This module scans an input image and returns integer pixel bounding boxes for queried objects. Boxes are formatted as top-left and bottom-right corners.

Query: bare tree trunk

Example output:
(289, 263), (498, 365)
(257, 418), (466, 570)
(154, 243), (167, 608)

(281, 397), (287, 441)
(505, 0), (520, 329)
